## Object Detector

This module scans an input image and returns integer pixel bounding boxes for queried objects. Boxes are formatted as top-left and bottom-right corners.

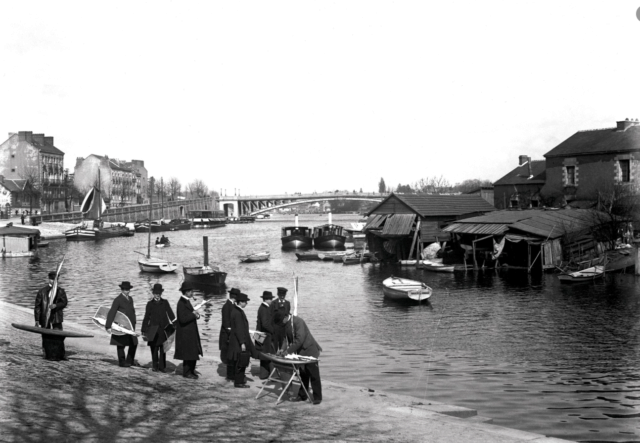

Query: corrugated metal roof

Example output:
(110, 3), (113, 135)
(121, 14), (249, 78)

(367, 193), (496, 217)
(443, 209), (598, 239)
(364, 214), (388, 230)
(381, 214), (415, 237)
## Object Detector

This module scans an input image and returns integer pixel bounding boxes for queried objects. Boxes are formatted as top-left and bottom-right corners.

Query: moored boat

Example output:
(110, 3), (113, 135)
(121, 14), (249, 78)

(281, 214), (313, 249)
(183, 236), (227, 293)
(382, 276), (432, 301)
(557, 265), (605, 283)
(312, 212), (346, 249)
(239, 251), (270, 263)
(189, 210), (227, 229)
(135, 219), (191, 232)
(421, 262), (454, 273)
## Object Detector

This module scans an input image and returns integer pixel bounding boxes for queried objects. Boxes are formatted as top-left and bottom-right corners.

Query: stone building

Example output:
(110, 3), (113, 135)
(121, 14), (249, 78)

(0, 131), (66, 213)
(74, 155), (146, 206)
(493, 156), (546, 209)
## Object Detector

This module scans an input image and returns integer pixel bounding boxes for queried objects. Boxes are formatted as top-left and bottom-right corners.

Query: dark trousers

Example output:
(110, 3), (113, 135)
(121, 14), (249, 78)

(183, 360), (197, 376)
(228, 359), (247, 386)
(42, 323), (65, 360)
(298, 362), (322, 401)
(117, 345), (137, 367)
(150, 345), (167, 371)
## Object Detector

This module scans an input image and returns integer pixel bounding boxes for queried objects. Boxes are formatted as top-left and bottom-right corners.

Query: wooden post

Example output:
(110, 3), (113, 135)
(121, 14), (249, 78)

(408, 220), (421, 266)
(634, 239), (640, 276)
(473, 241), (477, 269)
(203, 236), (209, 267)
(527, 243), (531, 273)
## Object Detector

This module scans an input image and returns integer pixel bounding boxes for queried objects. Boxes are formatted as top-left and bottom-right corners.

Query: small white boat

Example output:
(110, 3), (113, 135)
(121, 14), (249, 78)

(138, 256), (179, 273)
(382, 277), (432, 301)
(557, 265), (605, 283)
(239, 251), (270, 263)
(422, 262), (454, 273)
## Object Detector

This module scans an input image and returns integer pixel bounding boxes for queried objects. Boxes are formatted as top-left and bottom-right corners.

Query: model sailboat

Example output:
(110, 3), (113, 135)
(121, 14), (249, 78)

(137, 179), (179, 273)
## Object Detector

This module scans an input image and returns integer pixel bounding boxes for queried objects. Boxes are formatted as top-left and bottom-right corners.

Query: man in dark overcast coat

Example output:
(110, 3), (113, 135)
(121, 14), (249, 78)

(105, 281), (138, 368)
(174, 281), (203, 379)
(255, 290), (275, 379)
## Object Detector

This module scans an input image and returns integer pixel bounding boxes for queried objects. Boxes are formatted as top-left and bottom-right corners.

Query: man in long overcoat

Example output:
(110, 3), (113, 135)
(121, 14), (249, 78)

(227, 292), (257, 388)
(275, 311), (323, 405)
(174, 282), (202, 379)
(219, 287), (238, 375)
(255, 290), (275, 379)
(270, 287), (290, 351)
(105, 281), (138, 368)
(141, 283), (175, 372)
(34, 271), (68, 360)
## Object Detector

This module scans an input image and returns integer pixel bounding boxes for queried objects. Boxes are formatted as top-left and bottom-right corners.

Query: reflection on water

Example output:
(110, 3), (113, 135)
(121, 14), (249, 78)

(1, 214), (639, 442)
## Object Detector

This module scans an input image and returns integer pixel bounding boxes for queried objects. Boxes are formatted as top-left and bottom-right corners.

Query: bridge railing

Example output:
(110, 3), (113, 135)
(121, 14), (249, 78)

(224, 192), (390, 201)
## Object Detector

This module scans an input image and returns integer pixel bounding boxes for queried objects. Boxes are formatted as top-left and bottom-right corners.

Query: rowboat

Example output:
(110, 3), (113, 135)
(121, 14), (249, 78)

(382, 277), (432, 301)
(343, 253), (369, 265)
(239, 251), (270, 263)
(421, 262), (454, 273)
(557, 265), (605, 283)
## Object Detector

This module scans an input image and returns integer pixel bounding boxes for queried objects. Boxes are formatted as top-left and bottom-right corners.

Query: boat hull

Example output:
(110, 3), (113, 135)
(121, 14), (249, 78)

(313, 235), (346, 249)
(65, 228), (97, 241)
(239, 253), (270, 263)
(183, 266), (228, 293)
(382, 277), (432, 301)
(281, 236), (313, 249)
(138, 258), (179, 273)
(558, 265), (605, 283)
(422, 263), (454, 273)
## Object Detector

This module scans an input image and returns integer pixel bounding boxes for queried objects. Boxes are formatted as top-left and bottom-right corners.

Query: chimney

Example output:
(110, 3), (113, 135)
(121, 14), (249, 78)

(616, 118), (640, 132)
(32, 133), (45, 145)
(18, 131), (33, 142)
(519, 155), (529, 166)
(44, 136), (54, 146)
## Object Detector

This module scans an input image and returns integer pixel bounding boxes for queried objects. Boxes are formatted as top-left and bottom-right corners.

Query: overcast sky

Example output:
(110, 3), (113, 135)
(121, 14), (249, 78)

(1, 1), (640, 196)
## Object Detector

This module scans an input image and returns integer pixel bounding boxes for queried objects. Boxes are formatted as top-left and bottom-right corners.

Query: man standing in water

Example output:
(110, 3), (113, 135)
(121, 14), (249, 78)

(105, 281), (138, 368)
(34, 271), (68, 360)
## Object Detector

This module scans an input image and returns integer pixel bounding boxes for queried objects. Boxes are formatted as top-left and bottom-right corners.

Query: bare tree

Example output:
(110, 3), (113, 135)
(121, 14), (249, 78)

(168, 177), (181, 200)
(589, 182), (639, 250)
(187, 179), (209, 198)
(18, 159), (41, 213)
(414, 175), (452, 194)
(452, 178), (493, 194)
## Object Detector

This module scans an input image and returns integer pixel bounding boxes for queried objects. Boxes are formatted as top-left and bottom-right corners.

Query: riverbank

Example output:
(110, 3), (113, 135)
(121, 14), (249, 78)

(0, 300), (570, 442)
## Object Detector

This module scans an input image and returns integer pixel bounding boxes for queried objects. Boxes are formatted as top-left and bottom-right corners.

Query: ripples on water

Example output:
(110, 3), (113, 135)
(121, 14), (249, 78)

(1, 214), (639, 442)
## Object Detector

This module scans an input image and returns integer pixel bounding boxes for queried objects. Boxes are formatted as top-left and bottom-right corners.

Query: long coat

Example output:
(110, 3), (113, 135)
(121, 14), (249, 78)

(255, 302), (274, 354)
(285, 316), (322, 358)
(105, 293), (138, 347)
(218, 299), (234, 351)
(174, 297), (202, 360)
(141, 298), (175, 347)
(270, 298), (291, 349)
(227, 305), (257, 361)
(34, 285), (68, 327)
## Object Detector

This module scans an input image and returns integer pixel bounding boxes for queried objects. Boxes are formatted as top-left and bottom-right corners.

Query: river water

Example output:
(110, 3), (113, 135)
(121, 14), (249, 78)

(1, 214), (639, 442)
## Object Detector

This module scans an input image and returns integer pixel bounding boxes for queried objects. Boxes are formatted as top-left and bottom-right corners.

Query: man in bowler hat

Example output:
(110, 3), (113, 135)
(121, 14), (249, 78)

(220, 288), (239, 374)
(105, 281), (138, 367)
(270, 287), (290, 351)
(255, 290), (275, 379)
(275, 311), (323, 405)
(174, 281), (203, 379)
(34, 271), (68, 360)
(141, 283), (175, 372)
(227, 292), (257, 388)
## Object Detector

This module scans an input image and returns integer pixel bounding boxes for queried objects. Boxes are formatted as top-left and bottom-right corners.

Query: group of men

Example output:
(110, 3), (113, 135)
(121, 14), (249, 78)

(219, 286), (323, 404)
(34, 273), (323, 404)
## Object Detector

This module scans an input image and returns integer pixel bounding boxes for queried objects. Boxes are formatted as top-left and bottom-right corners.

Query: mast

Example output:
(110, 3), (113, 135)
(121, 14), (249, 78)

(160, 177), (164, 218)
(203, 236), (209, 267)
(147, 177), (153, 259)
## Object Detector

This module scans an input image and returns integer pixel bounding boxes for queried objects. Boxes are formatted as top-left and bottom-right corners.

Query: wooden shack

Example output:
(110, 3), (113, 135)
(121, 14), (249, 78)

(0, 224), (41, 257)
(363, 193), (496, 262)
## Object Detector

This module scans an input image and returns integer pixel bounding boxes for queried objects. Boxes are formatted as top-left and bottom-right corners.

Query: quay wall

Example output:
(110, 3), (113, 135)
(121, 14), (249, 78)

(30, 197), (217, 224)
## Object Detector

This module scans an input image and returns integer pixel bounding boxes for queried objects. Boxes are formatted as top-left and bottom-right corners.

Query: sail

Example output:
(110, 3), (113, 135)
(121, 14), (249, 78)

(80, 187), (106, 220)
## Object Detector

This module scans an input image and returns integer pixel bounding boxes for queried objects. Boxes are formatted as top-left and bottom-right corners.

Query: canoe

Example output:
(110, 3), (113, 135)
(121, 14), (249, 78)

(382, 277), (432, 301)
(12, 323), (94, 338)
(239, 252), (270, 263)
(557, 265), (605, 283)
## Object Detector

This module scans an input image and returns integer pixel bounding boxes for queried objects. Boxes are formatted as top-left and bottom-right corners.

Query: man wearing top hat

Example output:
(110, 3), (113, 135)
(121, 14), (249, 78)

(34, 271), (68, 360)
(219, 288), (239, 373)
(105, 281), (138, 368)
(174, 281), (203, 379)
(227, 292), (257, 388)
(255, 291), (275, 379)
(141, 283), (175, 372)
(270, 287), (290, 351)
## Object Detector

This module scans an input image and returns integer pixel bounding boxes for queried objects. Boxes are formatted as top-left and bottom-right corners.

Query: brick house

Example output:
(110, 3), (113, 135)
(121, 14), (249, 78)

(541, 118), (640, 206)
(493, 156), (546, 209)
(0, 131), (66, 213)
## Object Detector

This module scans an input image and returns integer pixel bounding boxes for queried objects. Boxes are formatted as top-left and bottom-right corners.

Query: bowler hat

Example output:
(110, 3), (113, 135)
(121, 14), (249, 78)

(277, 287), (288, 296)
(152, 283), (164, 294)
(48, 271), (57, 280)
(235, 292), (250, 303)
(261, 291), (273, 300)
(179, 281), (195, 293)
(119, 281), (133, 290)
(228, 287), (241, 299)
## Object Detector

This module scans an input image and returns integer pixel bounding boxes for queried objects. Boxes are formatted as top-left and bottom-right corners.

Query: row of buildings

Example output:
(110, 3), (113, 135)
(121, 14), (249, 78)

(0, 131), (149, 214)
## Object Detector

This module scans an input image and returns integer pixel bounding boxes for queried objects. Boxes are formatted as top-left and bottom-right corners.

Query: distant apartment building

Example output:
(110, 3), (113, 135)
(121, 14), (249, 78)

(0, 131), (66, 213)
(74, 155), (148, 206)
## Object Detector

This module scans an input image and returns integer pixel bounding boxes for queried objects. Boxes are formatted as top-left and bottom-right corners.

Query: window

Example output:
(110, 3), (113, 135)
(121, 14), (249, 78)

(566, 166), (575, 185)
(620, 160), (630, 182)
(531, 199), (540, 208)
(510, 196), (519, 208)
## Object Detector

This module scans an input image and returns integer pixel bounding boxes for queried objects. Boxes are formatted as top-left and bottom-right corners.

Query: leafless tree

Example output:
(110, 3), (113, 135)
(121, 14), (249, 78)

(414, 175), (452, 194)
(187, 179), (209, 198)
(452, 178), (494, 194)
(18, 160), (41, 213)
(168, 177), (181, 200)
(588, 181), (639, 250)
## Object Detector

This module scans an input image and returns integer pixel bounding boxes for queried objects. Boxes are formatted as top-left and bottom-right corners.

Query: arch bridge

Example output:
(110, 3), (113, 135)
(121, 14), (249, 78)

(217, 192), (385, 216)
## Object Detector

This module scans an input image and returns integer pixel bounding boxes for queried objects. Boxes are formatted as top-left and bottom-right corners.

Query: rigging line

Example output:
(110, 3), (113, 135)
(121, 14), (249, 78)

(419, 290), (449, 402)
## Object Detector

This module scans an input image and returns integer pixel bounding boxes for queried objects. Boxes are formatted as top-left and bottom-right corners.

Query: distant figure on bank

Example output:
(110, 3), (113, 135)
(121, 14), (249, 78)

(275, 311), (323, 405)
(105, 281), (138, 368)
(20, 213), (25, 225)
(270, 287), (290, 351)
(34, 271), (68, 360)
(141, 283), (175, 372)
(155, 237), (160, 245)
(228, 292), (257, 388)
(255, 290), (275, 379)
(174, 281), (203, 379)
(220, 288), (239, 372)
(160, 235), (168, 244)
